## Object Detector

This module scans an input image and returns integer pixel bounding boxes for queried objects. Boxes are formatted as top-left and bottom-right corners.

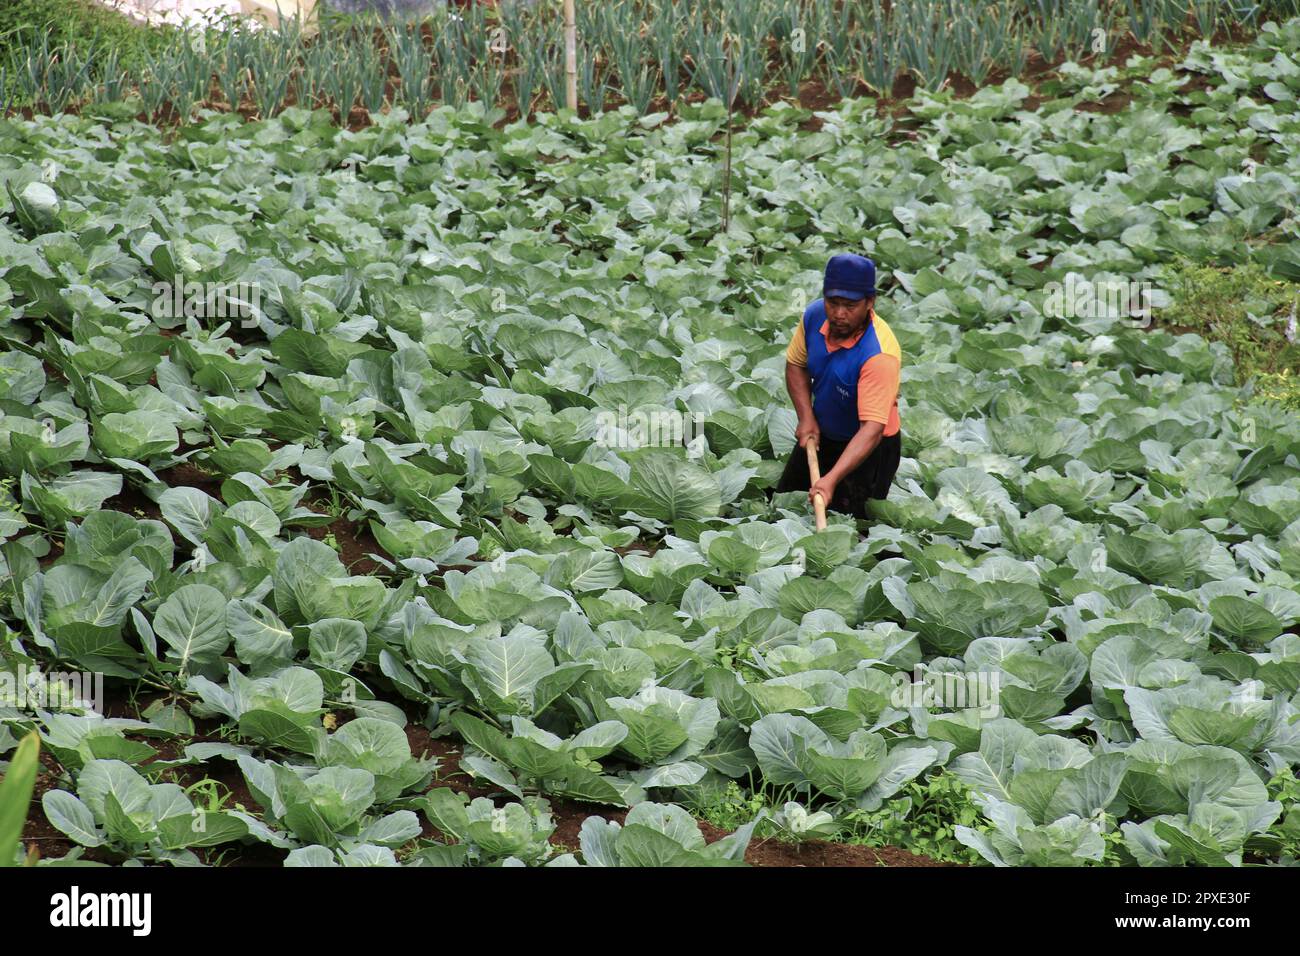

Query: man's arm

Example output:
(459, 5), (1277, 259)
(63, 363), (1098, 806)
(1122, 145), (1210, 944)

(785, 361), (819, 448)
(808, 420), (882, 508)
(825, 420), (884, 481)
(808, 350), (898, 507)
(784, 320), (820, 449)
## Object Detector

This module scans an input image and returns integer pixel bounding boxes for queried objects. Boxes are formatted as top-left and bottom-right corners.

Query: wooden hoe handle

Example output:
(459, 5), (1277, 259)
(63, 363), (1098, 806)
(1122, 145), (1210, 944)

(805, 442), (827, 532)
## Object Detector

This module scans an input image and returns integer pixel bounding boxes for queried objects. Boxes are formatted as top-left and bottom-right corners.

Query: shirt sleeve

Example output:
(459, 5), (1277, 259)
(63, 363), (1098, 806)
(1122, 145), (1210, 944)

(785, 319), (808, 367)
(857, 353), (900, 426)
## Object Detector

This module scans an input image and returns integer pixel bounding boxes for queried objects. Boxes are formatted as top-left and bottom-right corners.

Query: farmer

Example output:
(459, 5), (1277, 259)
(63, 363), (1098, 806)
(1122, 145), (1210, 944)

(772, 252), (902, 520)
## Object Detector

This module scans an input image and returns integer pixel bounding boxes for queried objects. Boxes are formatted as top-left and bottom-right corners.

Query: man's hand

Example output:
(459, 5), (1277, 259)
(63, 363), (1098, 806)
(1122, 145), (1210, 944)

(795, 417), (820, 450)
(809, 474), (836, 509)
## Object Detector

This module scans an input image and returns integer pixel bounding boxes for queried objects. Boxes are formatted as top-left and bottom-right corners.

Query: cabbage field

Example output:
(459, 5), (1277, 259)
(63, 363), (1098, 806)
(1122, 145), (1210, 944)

(2, 13), (1300, 870)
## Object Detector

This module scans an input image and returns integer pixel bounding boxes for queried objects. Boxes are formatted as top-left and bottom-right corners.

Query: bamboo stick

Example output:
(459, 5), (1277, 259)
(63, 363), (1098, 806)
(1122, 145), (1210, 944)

(563, 0), (577, 111)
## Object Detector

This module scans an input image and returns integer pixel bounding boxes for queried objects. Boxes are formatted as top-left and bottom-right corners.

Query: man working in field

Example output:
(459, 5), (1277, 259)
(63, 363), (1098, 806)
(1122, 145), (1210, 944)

(773, 253), (903, 520)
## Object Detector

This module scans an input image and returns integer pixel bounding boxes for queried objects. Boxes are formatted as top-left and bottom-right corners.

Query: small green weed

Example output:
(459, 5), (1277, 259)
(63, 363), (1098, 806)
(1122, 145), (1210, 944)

(841, 772), (990, 865)
(1260, 768), (1300, 860)
(184, 777), (236, 814)
(1252, 368), (1300, 411)
(689, 780), (772, 832)
(1158, 259), (1300, 408)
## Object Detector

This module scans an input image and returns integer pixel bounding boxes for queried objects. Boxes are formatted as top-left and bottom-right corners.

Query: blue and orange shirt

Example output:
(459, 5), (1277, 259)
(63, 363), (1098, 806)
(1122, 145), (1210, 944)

(785, 299), (902, 441)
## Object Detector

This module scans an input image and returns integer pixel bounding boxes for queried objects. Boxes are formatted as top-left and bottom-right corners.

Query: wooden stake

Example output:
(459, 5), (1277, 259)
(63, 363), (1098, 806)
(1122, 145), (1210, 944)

(722, 35), (733, 231)
(805, 441), (827, 532)
(563, 0), (577, 112)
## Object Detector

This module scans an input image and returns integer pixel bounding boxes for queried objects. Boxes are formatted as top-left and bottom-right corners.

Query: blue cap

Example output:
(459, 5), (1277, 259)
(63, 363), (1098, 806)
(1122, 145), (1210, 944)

(823, 253), (876, 301)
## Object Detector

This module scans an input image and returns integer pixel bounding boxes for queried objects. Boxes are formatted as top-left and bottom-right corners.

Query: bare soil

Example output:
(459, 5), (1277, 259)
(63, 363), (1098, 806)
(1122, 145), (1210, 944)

(106, 479), (163, 522)
(301, 499), (389, 577)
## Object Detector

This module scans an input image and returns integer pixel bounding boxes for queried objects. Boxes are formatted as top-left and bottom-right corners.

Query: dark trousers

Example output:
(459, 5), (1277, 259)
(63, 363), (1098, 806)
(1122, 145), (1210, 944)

(772, 431), (902, 520)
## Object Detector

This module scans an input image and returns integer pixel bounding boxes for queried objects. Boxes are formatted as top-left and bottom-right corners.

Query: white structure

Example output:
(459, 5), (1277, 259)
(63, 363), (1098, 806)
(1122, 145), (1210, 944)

(92, 0), (318, 30)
